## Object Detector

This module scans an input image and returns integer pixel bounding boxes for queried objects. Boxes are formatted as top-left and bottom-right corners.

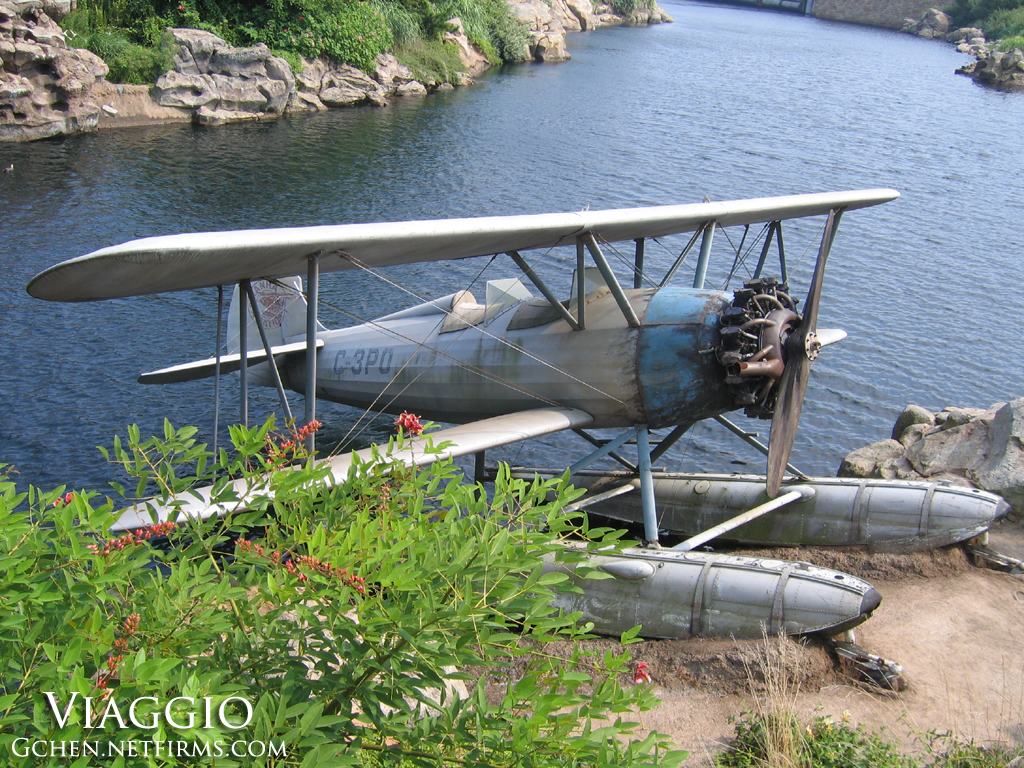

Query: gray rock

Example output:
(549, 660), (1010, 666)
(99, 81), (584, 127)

(194, 104), (260, 125)
(394, 80), (427, 97)
(899, 422), (933, 447)
(938, 406), (987, 430)
(972, 398), (1024, 512)
(838, 439), (905, 478)
(947, 26), (983, 43)
(320, 65), (387, 106)
(0, 0), (110, 142)
(892, 404), (935, 442)
(906, 417), (993, 477)
(208, 43), (272, 78)
(168, 28), (225, 74)
(151, 71), (219, 108)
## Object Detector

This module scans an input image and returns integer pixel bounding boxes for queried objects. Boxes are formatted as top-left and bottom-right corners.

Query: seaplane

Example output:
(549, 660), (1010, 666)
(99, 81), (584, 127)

(26, 189), (1009, 647)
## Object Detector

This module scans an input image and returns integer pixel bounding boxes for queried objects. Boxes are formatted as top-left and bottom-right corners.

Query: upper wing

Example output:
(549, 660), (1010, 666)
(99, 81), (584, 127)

(28, 189), (898, 303)
(109, 407), (593, 531)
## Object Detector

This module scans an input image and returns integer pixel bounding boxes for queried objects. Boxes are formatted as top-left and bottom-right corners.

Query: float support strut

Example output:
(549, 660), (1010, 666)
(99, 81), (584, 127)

(636, 427), (659, 545)
(238, 280), (249, 428)
(305, 253), (319, 454)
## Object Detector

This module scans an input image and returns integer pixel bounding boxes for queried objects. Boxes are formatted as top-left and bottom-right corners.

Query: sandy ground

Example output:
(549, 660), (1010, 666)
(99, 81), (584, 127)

(617, 519), (1024, 764)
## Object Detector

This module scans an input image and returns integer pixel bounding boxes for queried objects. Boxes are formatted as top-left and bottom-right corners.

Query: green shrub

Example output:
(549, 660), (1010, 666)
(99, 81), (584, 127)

(82, 30), (176, 83)
(716, 712), (915, 768)
(395, 38), (465, 83)
(985, 7), (1024, 37)
(997, 33), (1024, 47)
(0, 419), (688, 767)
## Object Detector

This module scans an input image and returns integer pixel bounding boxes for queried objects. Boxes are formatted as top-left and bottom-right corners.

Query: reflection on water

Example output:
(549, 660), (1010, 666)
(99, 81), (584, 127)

(2, 0), (1023, 491)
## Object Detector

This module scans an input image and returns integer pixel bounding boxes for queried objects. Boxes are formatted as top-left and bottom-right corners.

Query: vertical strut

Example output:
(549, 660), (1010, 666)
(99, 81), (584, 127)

(575, 239), (586, 331)
(213, 285), (223, 455)
(305, 254), (319, 454)
(636, 427), (659, 546)
(753, 221), (778, 278)
(633, 238), (645, 289)
(692, 222), (717, 289)
(238, 280), (249, 428)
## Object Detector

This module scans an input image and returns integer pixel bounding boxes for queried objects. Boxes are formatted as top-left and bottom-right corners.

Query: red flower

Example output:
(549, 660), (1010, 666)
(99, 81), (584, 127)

(633, 661), (651, 685)
(53, 491), (75, 508)
(394, 411), (423, 436)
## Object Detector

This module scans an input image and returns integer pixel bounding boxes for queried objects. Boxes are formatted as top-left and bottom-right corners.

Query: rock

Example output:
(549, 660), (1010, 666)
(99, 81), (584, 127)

(902, 7), (952, 39)
(972, 399), (1024, 512)
(841, 399), (1024, 515)
(151, 71), (220, 109)
(838, 439), (905, 478)
(0, 0), (110, 142)
(320, 65), (388, 106)
(169, 28), (225, 74)
(946, 27), (983, 43)
(892, 404), (935, 442)
(441, 18), (490, 76)
(906, 417), (993, 477)
(394, 80), (427, 97)
(195, 104), (261, 125)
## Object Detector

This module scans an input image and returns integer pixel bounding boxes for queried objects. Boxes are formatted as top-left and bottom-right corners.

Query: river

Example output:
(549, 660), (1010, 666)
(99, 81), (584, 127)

(2, 1), (1023, 493)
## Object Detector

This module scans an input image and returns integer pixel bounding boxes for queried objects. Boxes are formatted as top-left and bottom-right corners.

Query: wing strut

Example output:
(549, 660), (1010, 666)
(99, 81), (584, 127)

(213, 285), (224, 455)
(507, 251), (581, 331)
(582, 234), (640, 328)
(244, 281), (294, 424)
(692, 222), (717, 289)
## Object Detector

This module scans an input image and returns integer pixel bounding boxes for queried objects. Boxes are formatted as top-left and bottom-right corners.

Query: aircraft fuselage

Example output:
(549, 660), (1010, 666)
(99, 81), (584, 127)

(275, 286), (734, 429)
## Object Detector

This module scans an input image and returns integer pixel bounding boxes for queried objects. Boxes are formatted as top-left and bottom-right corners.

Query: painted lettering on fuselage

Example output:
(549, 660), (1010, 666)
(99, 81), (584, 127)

(332, 347), (395, 377)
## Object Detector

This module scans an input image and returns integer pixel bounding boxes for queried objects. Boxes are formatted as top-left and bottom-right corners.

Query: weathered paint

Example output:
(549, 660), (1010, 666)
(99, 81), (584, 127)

(574, 472), (1011, 551)
(636, 287), (733, 428)
(545, 544), (881, 639)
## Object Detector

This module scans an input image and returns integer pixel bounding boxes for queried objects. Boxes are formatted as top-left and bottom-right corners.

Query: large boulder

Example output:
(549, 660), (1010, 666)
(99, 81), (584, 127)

(957, 48), (1024, 92)
(153, 32), (296, 119)
(901, 8), (952, 39)
(839, 400), (1024, 514)
(0, 0), (109, 141)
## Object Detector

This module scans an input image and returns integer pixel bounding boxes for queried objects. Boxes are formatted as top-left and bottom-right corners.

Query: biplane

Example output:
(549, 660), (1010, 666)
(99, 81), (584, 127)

(26, 189), (1009, 643)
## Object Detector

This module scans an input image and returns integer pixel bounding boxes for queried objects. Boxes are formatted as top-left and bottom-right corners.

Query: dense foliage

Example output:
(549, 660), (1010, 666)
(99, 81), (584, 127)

(61, 0), (529, 81)
(0, 418), (687, 767)
(715, 711), (1024, 768)
(947, 0), (1024, 39)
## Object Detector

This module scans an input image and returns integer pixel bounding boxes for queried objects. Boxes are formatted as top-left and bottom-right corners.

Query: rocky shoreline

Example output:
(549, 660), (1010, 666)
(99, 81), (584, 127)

(902, 7), (1024, 92)
(1, 0), (671, 142)
(839, 398), (1024, 515)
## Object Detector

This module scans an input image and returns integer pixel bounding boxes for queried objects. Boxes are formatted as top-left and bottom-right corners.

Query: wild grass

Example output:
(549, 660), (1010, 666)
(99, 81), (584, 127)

(714, 631), (1024, 768)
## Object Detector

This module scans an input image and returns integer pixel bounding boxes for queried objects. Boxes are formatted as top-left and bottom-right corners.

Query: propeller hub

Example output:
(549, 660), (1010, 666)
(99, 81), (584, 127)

(804, 331), (821, 361)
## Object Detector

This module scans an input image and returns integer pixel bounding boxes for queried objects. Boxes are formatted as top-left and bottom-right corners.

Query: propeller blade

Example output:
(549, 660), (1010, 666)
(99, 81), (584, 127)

(766, 353), (812, 496)
(765, 209), (843, 497)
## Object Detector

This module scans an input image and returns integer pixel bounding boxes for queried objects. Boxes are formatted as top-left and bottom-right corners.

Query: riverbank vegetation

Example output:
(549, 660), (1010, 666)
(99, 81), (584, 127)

(61, 0), (529, 83)
(0, 418), (686, 766)
(948, 0), (1024, 41)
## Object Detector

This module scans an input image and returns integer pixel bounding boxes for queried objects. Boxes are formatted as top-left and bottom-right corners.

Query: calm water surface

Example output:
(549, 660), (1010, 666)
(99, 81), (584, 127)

(2, 1), (1023, 491)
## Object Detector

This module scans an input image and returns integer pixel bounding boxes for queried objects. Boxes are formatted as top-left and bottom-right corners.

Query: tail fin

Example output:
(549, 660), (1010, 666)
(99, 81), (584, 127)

(227, 277), (324, 354)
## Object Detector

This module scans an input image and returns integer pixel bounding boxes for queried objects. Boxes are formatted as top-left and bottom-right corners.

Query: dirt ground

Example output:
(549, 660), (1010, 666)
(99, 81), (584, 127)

(613, 519), (1024, 764)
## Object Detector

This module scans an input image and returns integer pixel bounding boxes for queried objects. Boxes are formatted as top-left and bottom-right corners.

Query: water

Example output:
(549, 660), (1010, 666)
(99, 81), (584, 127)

(2, 2), (1023, 493)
